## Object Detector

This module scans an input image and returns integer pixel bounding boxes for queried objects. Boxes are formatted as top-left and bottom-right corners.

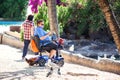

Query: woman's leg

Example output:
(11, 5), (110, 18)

(22, 40), (30, 59)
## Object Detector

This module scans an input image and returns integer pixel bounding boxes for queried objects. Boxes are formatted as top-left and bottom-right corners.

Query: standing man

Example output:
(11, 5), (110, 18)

(21, 14), (34, 60)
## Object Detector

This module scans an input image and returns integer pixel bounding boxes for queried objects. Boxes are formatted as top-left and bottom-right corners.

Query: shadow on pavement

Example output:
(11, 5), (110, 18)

(0, 66), (45, 80)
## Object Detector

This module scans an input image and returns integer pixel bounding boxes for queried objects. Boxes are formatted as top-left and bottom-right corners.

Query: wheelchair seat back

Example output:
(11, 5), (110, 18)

(30, 36), (41, 53)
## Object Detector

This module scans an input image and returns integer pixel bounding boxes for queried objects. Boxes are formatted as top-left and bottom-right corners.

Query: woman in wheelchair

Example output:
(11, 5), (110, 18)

(34, 20), (58, 67)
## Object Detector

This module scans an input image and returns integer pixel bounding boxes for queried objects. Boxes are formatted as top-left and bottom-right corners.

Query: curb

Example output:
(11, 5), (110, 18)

(2, 34), (24, 49)
(1, 31), (23, 49)
(61, 50), (120, 75)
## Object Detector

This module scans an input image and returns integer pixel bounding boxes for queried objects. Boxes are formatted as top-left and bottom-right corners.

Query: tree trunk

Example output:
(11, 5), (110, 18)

(98, 0), (120, 54)
(47, 0), (59, 37)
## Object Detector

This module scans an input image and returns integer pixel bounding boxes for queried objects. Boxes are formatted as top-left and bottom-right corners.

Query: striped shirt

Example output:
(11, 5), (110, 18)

(22, 20), (33, 40)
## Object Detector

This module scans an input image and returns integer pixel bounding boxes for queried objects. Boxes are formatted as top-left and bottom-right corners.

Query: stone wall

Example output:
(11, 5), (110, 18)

(10, 26), (21, 33)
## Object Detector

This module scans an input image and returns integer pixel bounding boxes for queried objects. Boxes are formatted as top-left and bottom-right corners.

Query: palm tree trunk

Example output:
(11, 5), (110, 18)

(98, 0), (120, 54)
(47, 0), (59, 37)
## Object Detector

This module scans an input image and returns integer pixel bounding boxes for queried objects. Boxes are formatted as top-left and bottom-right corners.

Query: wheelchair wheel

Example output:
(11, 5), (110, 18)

(38, 58), (46, 67)
(57, 60), (64, 67)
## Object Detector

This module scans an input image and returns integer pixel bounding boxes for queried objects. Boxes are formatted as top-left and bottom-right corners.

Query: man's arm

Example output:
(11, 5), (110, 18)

(39, 32), (51, 40)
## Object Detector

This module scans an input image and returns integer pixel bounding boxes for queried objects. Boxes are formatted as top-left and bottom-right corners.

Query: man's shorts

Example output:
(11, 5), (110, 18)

(42, 42), (57, 52)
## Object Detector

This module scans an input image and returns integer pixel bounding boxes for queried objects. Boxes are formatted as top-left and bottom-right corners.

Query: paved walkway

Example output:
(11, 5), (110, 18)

(0, 44), (120, 80)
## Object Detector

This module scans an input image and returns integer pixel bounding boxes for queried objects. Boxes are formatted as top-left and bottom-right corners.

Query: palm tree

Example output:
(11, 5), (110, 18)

(98, 0), (120, 54)
(47, 0), (59, 37)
